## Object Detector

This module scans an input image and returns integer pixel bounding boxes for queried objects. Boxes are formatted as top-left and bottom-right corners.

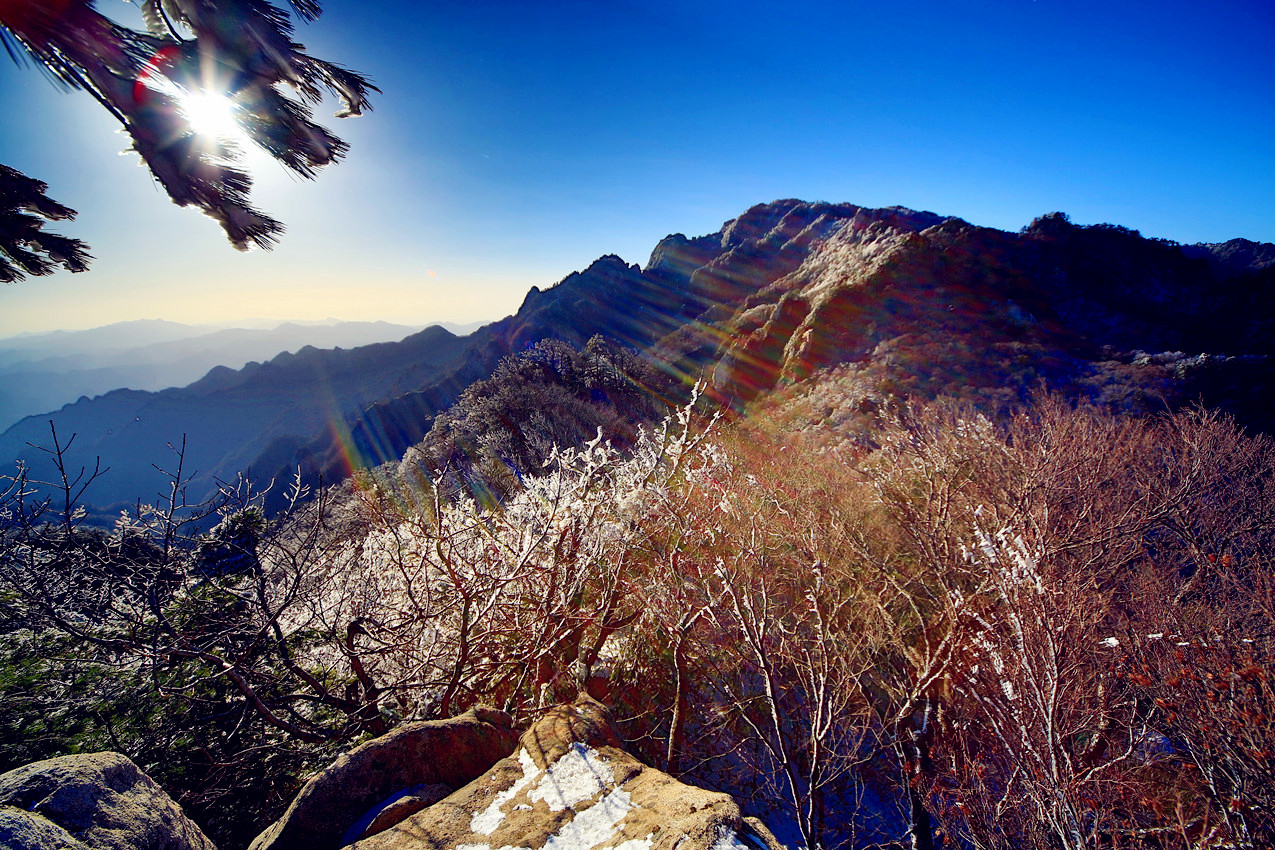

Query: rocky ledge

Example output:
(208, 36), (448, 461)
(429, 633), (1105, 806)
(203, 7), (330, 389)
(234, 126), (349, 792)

(0, 697), (779, 850)
(342, 695), (781, 850)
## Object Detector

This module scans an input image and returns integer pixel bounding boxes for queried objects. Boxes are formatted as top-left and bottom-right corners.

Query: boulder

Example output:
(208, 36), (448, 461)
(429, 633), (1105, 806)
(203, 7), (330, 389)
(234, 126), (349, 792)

(0, 806), (91, 850)
(0, 751), (215, 850)
(250, 706), (518, 850)
(342, 784), (452, 845)
(349, 695), (782, 850)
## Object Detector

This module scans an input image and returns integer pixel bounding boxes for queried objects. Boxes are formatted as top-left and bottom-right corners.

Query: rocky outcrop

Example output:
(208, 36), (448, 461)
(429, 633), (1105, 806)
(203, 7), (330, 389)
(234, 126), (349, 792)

(250, 706), (519, 850)
(670, 201), (1275, 432)
(0, 751), (215, 850)
(1184, 237), (1275, 278)
(347, 695), (782, 850)
(0, 701), (779, 850)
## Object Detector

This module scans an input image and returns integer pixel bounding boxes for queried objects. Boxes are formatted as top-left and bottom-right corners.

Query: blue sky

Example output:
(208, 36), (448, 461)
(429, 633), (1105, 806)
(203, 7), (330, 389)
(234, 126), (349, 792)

(1, 0), (1272, 337)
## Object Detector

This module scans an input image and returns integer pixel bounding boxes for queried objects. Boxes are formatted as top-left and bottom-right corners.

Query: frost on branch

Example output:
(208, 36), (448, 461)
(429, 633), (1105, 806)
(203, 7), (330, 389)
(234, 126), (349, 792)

(951, 523), (1151, 850)
(269, 389), (725, 721)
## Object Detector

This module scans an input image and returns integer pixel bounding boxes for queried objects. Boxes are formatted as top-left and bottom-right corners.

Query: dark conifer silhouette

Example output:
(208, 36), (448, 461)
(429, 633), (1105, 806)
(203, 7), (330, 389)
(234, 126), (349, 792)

(0, 164), (92, 283)
(0, 0), (377, 250)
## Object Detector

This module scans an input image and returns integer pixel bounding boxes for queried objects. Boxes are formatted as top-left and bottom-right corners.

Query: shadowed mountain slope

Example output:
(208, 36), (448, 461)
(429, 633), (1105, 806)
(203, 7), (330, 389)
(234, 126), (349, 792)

(265, 201), (1275, 506)
(678, 207), (1275, 427)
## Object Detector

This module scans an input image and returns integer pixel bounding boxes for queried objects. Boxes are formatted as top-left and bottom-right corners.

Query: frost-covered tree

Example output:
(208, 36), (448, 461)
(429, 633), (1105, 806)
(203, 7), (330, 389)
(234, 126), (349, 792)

(409, 337), (673, 504)
(0, 0), (376, 250)
(0, 164), (91, 282)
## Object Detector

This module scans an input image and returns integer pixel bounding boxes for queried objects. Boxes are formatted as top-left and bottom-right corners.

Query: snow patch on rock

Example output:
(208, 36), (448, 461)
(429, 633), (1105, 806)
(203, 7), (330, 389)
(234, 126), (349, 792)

(542, 786), (638, 850)
(469, 743), (637, 847)
(611, 838), (655, 850)
(531, 742), (615, 811)
(710, 827), (752, 850)
(471, 749), (541, 834)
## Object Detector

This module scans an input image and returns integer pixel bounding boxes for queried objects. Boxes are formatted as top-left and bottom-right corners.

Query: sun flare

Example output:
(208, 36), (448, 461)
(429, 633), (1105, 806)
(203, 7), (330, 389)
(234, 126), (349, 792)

(180, 91), (243, 141)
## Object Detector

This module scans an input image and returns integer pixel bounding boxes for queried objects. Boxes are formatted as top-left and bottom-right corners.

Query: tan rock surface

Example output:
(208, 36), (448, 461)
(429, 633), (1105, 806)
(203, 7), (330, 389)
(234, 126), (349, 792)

(251, 706), (518, 850)
(351, 696), (780, 850)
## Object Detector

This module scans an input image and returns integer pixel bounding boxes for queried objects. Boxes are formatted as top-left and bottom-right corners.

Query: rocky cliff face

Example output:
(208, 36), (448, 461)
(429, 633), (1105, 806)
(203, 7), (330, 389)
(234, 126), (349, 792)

(663, 203), (1275, 428)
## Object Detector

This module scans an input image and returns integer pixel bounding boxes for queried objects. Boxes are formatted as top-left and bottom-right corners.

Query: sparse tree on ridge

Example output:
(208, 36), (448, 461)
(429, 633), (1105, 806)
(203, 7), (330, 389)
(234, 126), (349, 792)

(0, 0), (377, 252)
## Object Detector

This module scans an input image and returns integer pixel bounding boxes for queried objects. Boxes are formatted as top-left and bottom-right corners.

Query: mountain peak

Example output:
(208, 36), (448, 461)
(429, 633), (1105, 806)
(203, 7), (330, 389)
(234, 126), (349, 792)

(719, 199), (810, 248)
(11, 198), (1275, 516)
(1184, 237), (1275, 278)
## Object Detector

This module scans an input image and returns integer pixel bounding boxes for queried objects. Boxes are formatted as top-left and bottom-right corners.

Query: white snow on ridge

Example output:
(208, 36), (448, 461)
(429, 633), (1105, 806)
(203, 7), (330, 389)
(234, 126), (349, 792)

(542, 786), (639, 850)
(471, 749), (542, 834)
(531, 742), (615, 811)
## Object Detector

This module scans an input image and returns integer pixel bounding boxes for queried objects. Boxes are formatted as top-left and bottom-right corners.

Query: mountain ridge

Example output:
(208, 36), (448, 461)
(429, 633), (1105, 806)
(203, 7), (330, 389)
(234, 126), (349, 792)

(4, 200), (1273, 515)
(0, 325), (472, 512)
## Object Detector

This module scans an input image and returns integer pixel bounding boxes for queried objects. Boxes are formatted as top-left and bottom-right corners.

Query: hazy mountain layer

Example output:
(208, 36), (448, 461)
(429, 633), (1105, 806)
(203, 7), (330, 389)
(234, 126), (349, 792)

(0, 320), (218, 365)
(0, 327), (471, 512)
(0, 321), (451, 431)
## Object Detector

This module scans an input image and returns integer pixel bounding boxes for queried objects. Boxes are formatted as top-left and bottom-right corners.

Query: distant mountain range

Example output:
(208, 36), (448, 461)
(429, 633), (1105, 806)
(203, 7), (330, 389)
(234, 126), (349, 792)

(0, 325), (478, 515)
(0, 319), (484, 432)
(3, 201), (1272, 518)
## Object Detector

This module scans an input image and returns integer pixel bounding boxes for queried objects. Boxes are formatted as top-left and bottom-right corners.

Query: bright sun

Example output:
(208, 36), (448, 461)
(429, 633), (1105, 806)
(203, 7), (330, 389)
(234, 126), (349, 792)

(181, 91), (244, 140)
